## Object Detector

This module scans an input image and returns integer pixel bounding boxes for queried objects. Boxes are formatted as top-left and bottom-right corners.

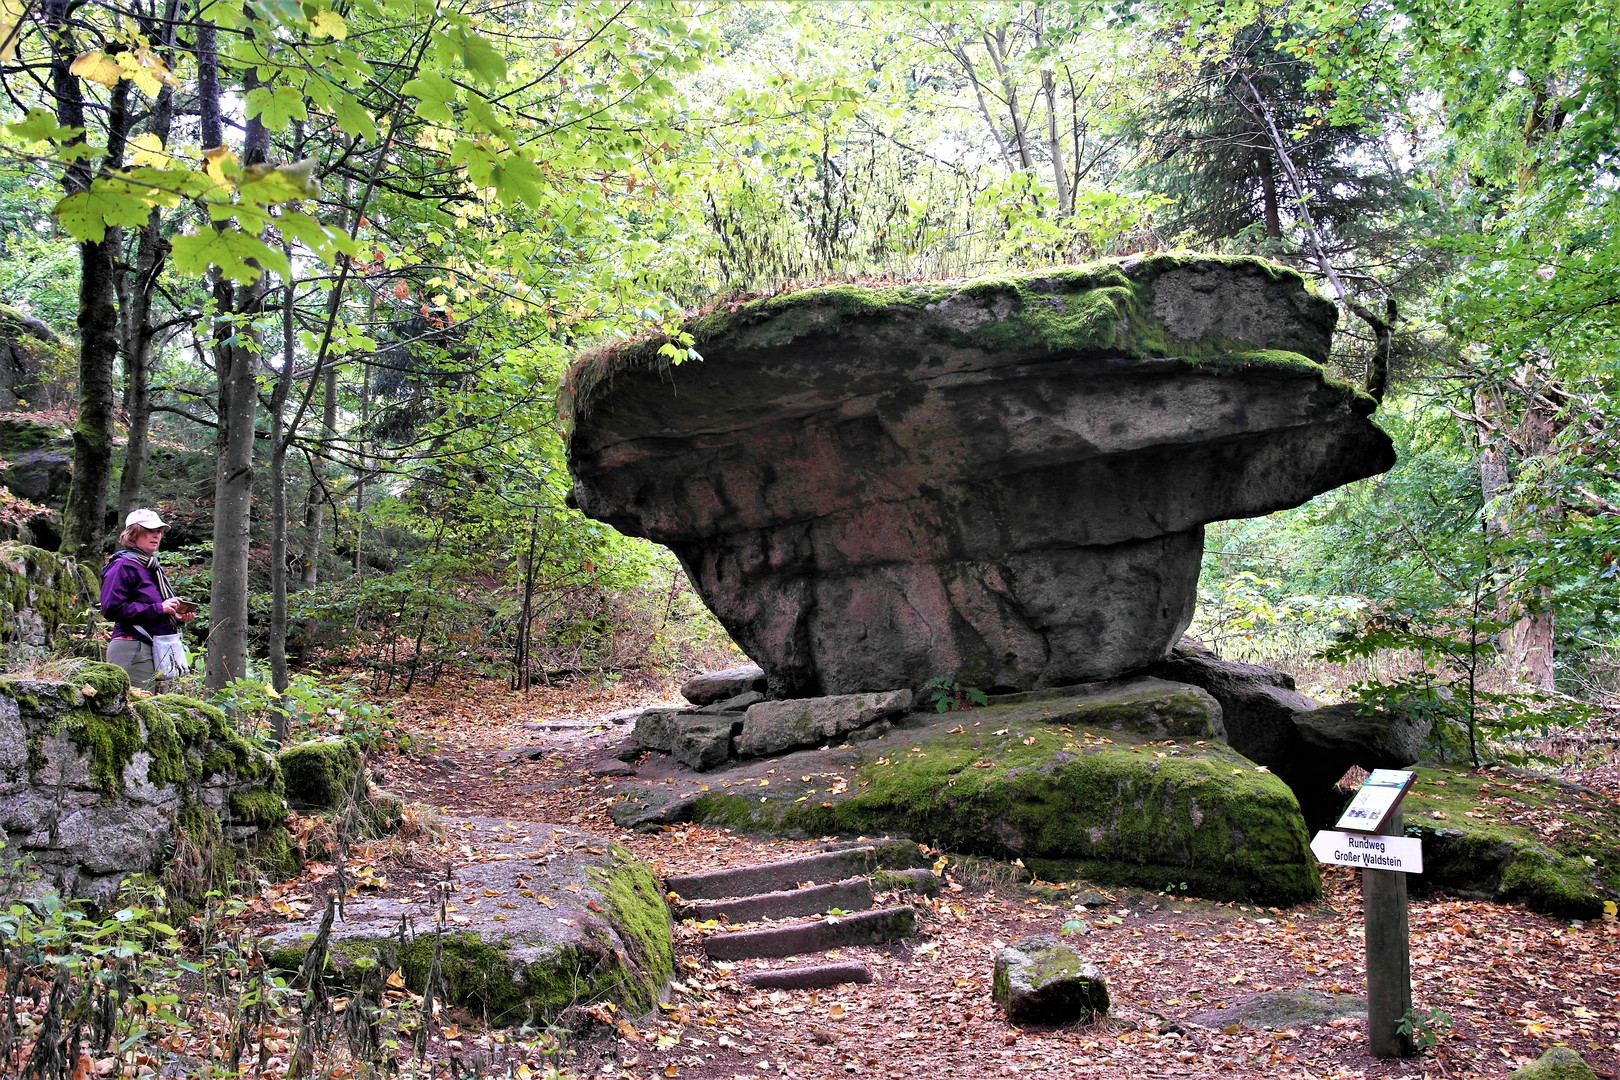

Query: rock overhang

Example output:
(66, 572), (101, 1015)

(564, 254), (1396, 696)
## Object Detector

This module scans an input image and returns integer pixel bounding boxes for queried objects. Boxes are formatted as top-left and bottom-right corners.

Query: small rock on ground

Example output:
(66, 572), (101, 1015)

(992, 934), (1108, 1025)
(1509, 1046), (1601, 1080)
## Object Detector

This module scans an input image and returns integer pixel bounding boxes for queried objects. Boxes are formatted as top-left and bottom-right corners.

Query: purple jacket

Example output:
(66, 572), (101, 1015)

(100, 554), (176, 640)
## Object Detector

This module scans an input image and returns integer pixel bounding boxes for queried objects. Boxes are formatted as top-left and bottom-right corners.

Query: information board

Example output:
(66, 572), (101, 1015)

(1335, 768), (1416, 833)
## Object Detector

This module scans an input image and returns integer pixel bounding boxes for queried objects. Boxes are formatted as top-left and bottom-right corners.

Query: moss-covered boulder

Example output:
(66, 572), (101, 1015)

(564, 253), (1394, 698)
(992, 934), (1109, 1024)
(0, 543), (99, 657)
(1403, 765), (1620, 918)
(0, 306), (72, 411)
(611, 678), (1320, 906)
(1509, 1046), (1601, 1080)
(264, 819), (672, 1026)
(0, 661), (292, 906)
(278, 738), (364, 811)
(275, 736), (404, 844)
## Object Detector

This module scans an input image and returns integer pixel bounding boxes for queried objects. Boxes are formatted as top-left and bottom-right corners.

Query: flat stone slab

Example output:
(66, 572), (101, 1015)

(740, 961), (873, 990)
(682, 664), (767, 706)
(1190, 990), (1365, 1030)
(665, 841), (924, 900)
(738, 690), (913, 757)
(703, 905), (917, 961)
(677, 877), (874, 924)
(261, 819), (672, 1026)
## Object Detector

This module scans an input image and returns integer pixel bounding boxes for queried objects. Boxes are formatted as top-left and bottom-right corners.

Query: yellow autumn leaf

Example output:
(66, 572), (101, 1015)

(0, 0), (26, 62)
(70, 50), (122, 88)
(201, 145), (238, 190)
(129, 133), (173, 168)
(385, 969), (406, 989)
(309, 9), (347, 38)
(1604, 899), (1617, 921)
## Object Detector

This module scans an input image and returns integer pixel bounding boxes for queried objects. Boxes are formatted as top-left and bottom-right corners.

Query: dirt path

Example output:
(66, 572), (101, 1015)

(317, 674), (1620, 1080)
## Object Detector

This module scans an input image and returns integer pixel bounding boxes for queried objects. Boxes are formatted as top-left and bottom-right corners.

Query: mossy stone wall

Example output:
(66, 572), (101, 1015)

(0, 660), (293, 907)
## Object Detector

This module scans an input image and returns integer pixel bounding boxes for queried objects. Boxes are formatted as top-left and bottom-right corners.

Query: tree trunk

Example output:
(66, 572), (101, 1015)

(1258, 150), (1281, 238)
(47, 1), (124, 558)
(353, 353), (370, 572)
(1041, 67), (1070, 215)
(1474, 385), (1557, 692)
(299, 363), (337, 589)
(267, 271), (297, 706)
(61, 237), (121, 558)
(984, 28), (1035, 172)
(204, 57), (270, 691)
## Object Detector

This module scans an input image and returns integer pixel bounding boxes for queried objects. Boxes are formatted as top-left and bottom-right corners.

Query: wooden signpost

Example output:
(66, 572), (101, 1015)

(1313, 769), (1421, 1058)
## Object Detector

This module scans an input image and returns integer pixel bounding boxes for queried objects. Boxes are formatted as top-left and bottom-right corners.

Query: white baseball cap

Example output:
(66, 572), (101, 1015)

(125, 508), (168, 530)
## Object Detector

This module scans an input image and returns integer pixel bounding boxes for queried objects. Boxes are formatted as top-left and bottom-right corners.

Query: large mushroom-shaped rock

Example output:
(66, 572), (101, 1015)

(565, 254), (1395, 697)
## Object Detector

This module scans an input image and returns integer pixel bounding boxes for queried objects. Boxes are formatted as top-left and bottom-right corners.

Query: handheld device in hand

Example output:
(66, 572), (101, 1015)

(172, 598), (199, 615)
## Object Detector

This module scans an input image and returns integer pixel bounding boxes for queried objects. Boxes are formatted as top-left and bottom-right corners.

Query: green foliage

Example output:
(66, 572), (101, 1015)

(920, 676), (990, 713)
(218, 672), (402, 751)
(1396, 1006), (1453, 1053)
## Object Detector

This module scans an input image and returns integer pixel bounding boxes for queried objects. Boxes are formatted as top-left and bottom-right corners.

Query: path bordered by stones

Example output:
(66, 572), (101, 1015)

(365, 675), (1620, 1080)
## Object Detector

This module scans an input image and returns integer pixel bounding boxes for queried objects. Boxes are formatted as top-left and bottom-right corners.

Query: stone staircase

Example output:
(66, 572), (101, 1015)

(666, 840), (938, 990)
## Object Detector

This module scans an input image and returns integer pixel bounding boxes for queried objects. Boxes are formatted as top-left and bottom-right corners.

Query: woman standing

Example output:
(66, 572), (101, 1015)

(100, 508), (196, 689)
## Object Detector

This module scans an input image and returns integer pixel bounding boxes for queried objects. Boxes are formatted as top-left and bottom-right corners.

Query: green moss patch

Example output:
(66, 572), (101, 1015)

(277, 738), (363, 811)
(645, 680), (1318, 906)
(261, 820), (673, 1027)
(1402, 765), (1620, 918)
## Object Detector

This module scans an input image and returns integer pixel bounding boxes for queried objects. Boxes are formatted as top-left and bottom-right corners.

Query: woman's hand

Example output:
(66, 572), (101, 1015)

(162, 597), (196, 622)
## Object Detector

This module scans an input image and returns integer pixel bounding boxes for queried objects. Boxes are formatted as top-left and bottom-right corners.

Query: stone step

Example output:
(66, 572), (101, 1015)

(666, 840), (923, 900)
(740, 961), (872, 990)
(703, 905), (917, 961)
(678, 877), (874, 924)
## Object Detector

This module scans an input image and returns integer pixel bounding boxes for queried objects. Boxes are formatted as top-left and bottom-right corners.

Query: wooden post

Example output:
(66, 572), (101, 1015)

(1364, 804), (1414, 1057)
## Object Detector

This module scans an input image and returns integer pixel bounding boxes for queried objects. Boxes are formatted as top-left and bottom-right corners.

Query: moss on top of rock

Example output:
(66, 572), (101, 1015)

(277, 737), (364, 812)
(1509, 1046), (1601, 1080)
(562, 253), (1342, 432)
(619, 679), (1320, 906)
(1402, 764), (1620, 919)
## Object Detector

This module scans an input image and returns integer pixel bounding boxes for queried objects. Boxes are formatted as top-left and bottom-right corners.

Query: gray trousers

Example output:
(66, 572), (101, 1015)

(106, 638), (157, 691)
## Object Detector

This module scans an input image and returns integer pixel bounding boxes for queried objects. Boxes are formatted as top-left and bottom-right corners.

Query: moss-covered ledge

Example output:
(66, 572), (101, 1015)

(1402, 764), (1620, 918)
(611, 678), (1321, 907)
(562, 252), (1356, 433)
(263, 820), (673, 1027)
(0, 660), (294, 908)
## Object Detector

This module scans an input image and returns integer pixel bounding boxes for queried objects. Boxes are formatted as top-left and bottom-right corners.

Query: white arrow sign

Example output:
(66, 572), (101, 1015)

(1311, 830), (1424, 874)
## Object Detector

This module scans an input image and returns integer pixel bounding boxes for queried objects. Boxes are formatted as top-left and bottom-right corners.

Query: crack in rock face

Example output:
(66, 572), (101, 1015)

(564, 254), (1395, 697)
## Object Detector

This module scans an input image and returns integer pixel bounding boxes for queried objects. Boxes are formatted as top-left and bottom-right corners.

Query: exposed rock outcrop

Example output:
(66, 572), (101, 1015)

(566, 254), (1395, 698)
(1149, 641), (1431, 827)
(0, 415), (73, 511)
(265, 819), (672, 1027)
(0, 661), (292, 907)
(0, 543), (100, 657)
(0, 307), (71, 411)
(608, 677), (1321, 905)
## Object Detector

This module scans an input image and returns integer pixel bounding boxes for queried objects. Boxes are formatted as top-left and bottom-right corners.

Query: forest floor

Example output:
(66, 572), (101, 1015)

(275, 672), (1620, 1080)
